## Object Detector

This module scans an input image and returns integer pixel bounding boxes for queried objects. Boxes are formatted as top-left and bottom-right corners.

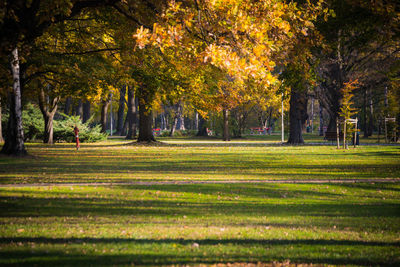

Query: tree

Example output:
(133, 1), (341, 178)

(135, 0), (326, 141)
(0, 0), (120, 155)
(38, 85), (60, 144)
(315, 0), (399, 135)
(339, 79), (358, 148)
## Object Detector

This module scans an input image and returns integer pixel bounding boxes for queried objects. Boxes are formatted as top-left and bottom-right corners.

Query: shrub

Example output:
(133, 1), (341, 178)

(3, 103), (107, 143)
(53, 114), (107, 143)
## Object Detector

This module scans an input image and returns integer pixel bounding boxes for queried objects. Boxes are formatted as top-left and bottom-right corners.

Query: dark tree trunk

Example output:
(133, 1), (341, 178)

(319, 104), (324, 136)
(1, 48), (26, 156)
(116, 85), (126, 135)
(368, 90), (374, 136)
(75, 99), (83, 120)
(121, 115), (128, 136)
(82, 100), (90, 123)
(64, 97), (72, 115)
(363, 89), (368, 137)
(137, 91), (155, 142)
(287, 90), (308, 144)
(222, 109), (230, 141)
(0, 96), (3, 143)
(38, 87), (59, 144)
(101, 97), (111, 133)
(126, 87), (138, 139)
(196, 114), (208, 136)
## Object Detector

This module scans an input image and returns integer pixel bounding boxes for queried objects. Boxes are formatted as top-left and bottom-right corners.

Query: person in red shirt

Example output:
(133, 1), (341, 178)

(74, 126), (80, 151)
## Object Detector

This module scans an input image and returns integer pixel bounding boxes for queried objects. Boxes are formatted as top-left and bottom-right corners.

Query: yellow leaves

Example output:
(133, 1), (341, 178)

(133, 26), (151, 49)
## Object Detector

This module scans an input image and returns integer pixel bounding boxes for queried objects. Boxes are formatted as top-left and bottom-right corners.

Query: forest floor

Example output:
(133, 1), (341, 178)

(0, 135), (399, 265)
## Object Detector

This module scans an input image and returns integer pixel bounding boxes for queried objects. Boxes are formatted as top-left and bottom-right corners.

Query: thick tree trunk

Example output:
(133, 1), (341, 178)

(126, 87), (138, 139)
(82, 100), (90, 123)
(222, 109), (230, 141)
(43, 114), (55, 144)
(0, 96), (3, 143)
(287, 90), (308, 144)
(64, 97), (72, 115)
(38, 87), (59, 144)
(116, 85), (126, 135)
(196, 115), (208, 136)
(1, 48), (26, 156)
(137, 92), (155, 142)
(101, 97), (111, 133)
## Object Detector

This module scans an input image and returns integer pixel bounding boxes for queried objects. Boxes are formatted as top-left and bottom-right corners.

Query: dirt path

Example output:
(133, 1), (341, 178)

(0, 178), (399, 188)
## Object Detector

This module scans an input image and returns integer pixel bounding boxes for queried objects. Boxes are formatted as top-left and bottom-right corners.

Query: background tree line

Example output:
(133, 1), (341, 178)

(0, 0), (399, 156)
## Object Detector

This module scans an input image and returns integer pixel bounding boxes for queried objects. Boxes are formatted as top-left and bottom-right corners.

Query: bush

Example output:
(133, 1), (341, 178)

(53, 114), (107, 143)
(3, 103), (107, 143)
(22, 103), (44, 141)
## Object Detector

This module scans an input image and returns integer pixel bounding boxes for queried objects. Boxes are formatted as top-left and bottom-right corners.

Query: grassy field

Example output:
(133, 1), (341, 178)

(0, 136), (399, 265)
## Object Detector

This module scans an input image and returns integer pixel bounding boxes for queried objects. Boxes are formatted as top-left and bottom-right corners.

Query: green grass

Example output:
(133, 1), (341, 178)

(0, 136), (399, 265)
(1, 136), (399, 184)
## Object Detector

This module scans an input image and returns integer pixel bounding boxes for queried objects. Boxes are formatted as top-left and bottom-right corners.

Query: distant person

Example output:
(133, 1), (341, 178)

(74, 126), (80, 151)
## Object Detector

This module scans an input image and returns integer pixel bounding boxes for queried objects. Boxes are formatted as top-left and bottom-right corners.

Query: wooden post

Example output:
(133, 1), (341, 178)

(336, 118), (340, 149)
(344, 120), (346, 149)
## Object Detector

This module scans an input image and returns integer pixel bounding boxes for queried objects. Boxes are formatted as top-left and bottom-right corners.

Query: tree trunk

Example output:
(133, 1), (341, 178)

(194, 111), (199, 131)
(363, 89), (368, 137)
(1, 48), (26, 156)
(75, 99), (83, 120)
(287, 90), (308, 144)
(0, 96), (3, 143)
(126, 87), (138, 139)
(82, 100), (90, 123)
(116, 85), (126, 135)
(368, 90), (374, 136)
(222, 109), (230, 141)
(196, 115), (208, 136)
(319, 104), (324, 136)
(43, 114), (55, 144)
(101, 97), (111, 133)
(161, 112), (167, 131)
(38, 87), (59, 144)
(169, 111), (179, 137)
(137, 91), (155, 142)
(177, 103), (185, 130)
(64, 97), (72, 115)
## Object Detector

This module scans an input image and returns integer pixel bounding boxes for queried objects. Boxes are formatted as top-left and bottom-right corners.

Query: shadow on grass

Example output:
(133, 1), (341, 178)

(2, 156), (400, 183)
(1, 183), (399, 223)
(0, 237), (398, 266)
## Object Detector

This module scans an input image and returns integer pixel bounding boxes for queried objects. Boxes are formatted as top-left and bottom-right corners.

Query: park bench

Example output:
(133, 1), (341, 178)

(324, 131), (343, 142)
(250, 127), (270, 135)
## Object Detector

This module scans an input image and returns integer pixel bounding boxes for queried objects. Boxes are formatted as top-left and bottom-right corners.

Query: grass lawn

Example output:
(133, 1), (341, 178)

(0, 136), (399, 265)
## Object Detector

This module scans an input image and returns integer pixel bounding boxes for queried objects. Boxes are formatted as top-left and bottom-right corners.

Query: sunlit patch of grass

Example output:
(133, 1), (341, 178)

(0, 137), (399, 264)
(0, 137), (399, 184)
(0, 183), (399, 265)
